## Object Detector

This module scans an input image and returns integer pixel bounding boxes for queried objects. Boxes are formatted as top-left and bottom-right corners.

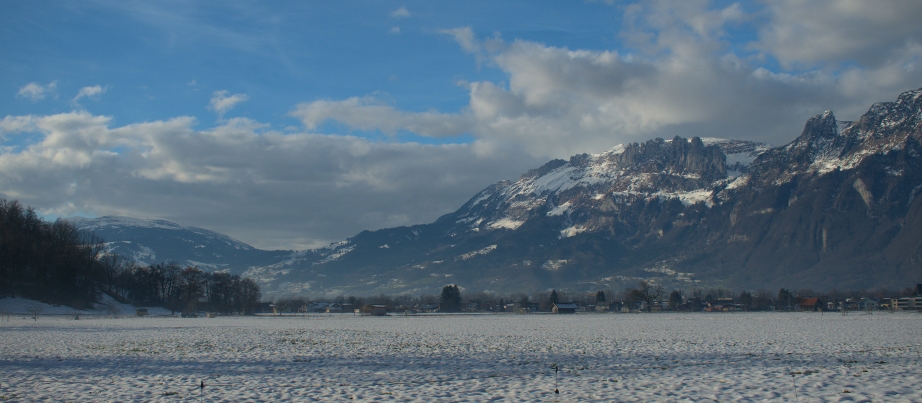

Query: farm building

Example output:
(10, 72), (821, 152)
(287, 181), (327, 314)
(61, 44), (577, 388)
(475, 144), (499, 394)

(552, 302), (578, 314)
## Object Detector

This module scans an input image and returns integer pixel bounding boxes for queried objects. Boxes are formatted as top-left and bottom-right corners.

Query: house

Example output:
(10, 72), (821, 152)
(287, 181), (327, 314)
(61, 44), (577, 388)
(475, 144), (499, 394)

(796, 297), (823, 312)
(891, 296), (922, 310)
(704, 303), (723, 312)
(715, 297), (735, 305)
(856, 298), (878, 311)
(552, 302), (578, 314)
(136, 308), (148, 317)
(368, 304), (388, 316)
(417, 303), (439, 313)
(325, 303), (343, 313)
(309, 301), (330, 313)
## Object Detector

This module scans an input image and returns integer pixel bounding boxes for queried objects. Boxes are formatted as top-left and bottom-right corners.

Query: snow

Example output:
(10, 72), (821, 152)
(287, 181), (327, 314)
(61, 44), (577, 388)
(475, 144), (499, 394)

(456, 245), (497, 261)
(487, 217), (525, 230)
(1, 312), (919, 402)
(68, 216), (256, 251)
(541, 259), (568, 271)
(559, 225), (587, 238)
(546, 201), (572, 216)
(665, 188), (713, 207)
(0, 296), (171, 317)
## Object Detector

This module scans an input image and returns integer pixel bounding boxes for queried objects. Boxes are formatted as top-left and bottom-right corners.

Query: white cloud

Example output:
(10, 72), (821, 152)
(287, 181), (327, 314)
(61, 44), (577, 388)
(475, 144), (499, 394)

(389, 26), (401, 35)
(73, 85), (107, 102)
(17, 81), (57, 102)
(7, 1), (922, 251)
(440, 27), (481, 55)
(209, 90), (249, 118)
(754, 0), (922, 69)
(290, 97), (474, 138)
(306, 4), (922, 159)
(0, 111), (538, 249)
(391, 7), (410, 18)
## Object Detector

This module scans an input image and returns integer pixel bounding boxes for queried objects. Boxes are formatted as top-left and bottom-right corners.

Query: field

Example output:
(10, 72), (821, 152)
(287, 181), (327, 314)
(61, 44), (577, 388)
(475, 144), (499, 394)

(1, 308), (920, 402)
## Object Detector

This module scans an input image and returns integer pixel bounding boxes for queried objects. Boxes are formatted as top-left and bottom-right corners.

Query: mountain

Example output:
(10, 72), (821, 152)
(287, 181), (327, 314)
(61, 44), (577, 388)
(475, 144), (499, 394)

(66, 216), (282, 271)
(76, 89), (922, 297)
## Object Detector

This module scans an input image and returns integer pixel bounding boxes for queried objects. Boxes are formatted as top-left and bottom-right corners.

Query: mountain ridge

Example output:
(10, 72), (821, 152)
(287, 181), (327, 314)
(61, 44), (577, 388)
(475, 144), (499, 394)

(73, 88), (922, 297)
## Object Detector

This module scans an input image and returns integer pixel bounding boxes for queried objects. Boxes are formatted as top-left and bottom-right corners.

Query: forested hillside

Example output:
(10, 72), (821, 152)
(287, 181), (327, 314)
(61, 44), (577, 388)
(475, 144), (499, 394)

(0, 199), (261, 313)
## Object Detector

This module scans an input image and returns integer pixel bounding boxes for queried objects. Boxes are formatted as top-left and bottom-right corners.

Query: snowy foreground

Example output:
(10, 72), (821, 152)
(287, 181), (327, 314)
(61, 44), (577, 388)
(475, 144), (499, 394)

(1, 310), (920, 402)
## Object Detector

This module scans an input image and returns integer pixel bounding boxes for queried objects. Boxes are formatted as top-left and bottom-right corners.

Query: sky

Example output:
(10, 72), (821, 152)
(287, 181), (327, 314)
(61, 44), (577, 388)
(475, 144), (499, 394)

(2, 0), (922, 250)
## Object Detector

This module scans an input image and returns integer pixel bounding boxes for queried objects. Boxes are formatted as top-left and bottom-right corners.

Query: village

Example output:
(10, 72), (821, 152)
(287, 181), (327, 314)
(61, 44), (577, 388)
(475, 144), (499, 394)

(254, 283), (922, 317)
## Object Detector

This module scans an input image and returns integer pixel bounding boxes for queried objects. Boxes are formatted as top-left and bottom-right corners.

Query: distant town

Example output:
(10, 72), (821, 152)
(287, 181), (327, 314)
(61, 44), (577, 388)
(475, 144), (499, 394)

(258, 282), (922, 317)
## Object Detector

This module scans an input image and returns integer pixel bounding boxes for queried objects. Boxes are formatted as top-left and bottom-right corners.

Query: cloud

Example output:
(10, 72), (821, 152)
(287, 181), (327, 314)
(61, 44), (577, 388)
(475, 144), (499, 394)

(291, 97), (474, 138)
(73, 85), (107, 103)
(753, 0), (922, 69)
(0, 111), (539, 250)
(7, 1), (922, 252)
(391, 6), (410, 18)
(440, 27), (481, 55)
(389, 26), (401, 35)
(209, 90), (249, 118)
(308, 4), (922, 159)
(17, 81), (57, 102)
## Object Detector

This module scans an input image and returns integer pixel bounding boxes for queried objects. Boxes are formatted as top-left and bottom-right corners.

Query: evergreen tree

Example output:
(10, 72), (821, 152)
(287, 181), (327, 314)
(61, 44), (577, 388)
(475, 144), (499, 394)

(439, 284), (462, 313)
(777, 288), (795, 311)
(739, 291), (753, 311)
(595, 290), (606, 303)
(668, 290), (682, 311)
(549, 289), (560, 306)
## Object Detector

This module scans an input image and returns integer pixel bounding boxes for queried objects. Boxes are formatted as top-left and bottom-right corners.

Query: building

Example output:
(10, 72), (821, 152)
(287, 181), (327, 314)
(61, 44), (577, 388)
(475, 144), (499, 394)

(552, 302), (578, 314)
(369, 304), (388, 316)
(796, 297), (823, 311)
(891, 296), (922, 310)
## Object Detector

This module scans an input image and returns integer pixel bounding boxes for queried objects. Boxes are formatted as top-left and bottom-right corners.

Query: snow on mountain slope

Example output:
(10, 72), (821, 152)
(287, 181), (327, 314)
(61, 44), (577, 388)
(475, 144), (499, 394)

(68, 216), (263, 269)
(68, 216), (255, 252)
(446, 136), (770, 239)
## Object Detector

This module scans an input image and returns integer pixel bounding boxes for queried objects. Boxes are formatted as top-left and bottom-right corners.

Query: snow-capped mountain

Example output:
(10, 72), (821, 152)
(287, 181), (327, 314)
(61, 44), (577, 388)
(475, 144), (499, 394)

(438, 136), (770, 241)
(81, 88), (922, 297)
(68, 216), (268, 270)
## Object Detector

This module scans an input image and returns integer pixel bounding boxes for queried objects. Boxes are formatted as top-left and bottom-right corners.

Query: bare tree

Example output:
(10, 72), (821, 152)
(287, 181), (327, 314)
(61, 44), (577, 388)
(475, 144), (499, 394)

(106, 302), (121, 318)
(629, 280), (664, 312)
(27, 304), (43, 321)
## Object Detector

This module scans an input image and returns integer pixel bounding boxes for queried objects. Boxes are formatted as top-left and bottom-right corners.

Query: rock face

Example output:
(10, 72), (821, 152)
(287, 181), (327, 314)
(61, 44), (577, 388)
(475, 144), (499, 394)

(82, 89), (922, 297)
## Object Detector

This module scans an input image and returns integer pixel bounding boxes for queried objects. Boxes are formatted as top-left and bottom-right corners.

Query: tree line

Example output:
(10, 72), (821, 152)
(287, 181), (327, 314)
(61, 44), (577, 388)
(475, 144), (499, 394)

(0, 199), (260, 314)
(271, 279), (917, 314)
(109, 261), (261, 315)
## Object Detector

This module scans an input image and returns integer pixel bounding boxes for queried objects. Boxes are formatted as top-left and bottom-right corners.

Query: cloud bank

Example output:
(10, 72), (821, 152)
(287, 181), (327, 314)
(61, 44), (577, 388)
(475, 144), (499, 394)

(0, 112), (537, 249)
(303, 1), (922, 159)
(4, 1), (922, 250)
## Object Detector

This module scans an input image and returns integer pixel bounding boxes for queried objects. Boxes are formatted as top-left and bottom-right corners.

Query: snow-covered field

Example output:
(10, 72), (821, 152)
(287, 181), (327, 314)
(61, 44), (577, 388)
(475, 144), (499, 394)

(1, 308), (920, 402)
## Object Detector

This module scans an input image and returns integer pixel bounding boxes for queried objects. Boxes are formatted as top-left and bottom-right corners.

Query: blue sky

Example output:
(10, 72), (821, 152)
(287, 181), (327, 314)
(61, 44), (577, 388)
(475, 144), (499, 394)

(2, 1), (922, 249)
(3, 1), (625, 140)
